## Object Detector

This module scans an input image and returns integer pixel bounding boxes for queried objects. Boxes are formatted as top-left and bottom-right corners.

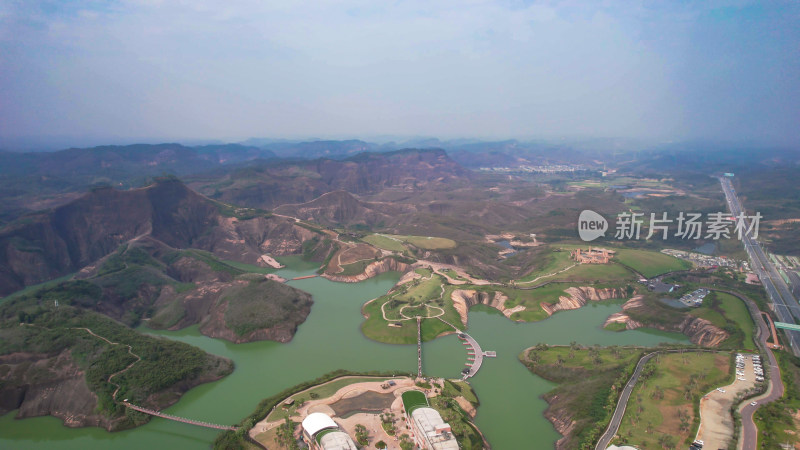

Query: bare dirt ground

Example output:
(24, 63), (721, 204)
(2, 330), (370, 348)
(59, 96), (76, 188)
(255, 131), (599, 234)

(696, 354), (758, 449)
(251, 377), (419, 450)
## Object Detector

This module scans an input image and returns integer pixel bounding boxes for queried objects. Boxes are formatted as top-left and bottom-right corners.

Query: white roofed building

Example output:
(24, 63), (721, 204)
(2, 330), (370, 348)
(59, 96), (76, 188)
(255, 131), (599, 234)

(410, 407), (459, 450)
(401, 390), (459, 450)
(301, 412), (357, 450)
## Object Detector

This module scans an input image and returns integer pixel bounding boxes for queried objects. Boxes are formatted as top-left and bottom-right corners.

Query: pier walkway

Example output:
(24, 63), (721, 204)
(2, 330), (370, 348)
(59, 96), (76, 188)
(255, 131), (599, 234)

(435, 317), (495, 380)
(417, 317), (423, 377)
(123, 401), (237, 431)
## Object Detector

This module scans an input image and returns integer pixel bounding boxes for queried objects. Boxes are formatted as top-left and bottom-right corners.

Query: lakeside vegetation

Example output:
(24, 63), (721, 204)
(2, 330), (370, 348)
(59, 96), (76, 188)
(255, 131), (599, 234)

(0, 290), (233, 428)
(519, 344), (644, 449)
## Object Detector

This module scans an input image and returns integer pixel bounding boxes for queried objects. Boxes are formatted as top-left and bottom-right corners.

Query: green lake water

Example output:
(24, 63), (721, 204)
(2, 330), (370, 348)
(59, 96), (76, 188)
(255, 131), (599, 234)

(0, 257), (688, 449)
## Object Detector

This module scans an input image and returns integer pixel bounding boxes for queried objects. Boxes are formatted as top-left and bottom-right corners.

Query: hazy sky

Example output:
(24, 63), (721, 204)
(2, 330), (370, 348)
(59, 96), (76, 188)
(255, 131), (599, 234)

(1, 0), (798, 148)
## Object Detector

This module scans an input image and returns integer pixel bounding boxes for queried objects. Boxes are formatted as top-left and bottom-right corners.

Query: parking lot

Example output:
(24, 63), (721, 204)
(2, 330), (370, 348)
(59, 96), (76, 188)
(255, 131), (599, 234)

(694, 353), (763, 449)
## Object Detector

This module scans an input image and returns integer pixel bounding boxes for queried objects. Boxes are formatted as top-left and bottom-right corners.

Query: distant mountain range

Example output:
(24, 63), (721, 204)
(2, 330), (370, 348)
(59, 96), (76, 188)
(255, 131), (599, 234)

(0, 178), (329, 296)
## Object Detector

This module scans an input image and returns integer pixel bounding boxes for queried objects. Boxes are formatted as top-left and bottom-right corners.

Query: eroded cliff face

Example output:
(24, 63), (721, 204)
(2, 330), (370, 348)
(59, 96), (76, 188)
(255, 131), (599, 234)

(542, 393), (577, 450)
(604, 296), (729, 346)
(322, 257), (410, 282)
(450, 289), (524, 326)
(0, 351), (118, 429)
(541, 287), (625, 316)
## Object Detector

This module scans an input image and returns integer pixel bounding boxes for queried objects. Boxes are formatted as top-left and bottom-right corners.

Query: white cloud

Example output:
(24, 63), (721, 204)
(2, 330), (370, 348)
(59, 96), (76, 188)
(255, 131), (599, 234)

(0, 0), (797, 144)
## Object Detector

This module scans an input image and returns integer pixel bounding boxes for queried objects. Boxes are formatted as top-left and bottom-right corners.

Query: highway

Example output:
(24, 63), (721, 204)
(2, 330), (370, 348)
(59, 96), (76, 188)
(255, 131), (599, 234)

(719, 177), (800, 357)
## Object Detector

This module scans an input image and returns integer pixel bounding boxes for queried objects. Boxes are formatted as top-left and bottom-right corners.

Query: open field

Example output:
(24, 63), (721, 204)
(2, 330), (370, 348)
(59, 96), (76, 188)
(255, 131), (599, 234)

(716, 292), (756, 350)
(517, 249), (576, 283)
(362, 234), (407, 252)
(614, 352), (732, 449)
(613, 248), (691, 278)
(382, 234), (457, 250)
(362, 233), (456, 251)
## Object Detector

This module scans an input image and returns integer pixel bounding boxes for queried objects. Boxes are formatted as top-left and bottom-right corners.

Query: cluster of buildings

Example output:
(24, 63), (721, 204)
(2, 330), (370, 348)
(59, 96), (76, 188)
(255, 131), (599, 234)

(477, 164), (589, 174)
(300, 389), (460, 450)
(679, 288), (710, 307)
(571, 247), (615, 264)
(661, 249), (749, 271)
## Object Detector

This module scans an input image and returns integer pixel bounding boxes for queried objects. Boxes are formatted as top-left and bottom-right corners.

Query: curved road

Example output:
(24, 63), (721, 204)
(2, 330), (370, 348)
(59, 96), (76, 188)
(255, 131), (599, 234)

(595, 350), (659, 450)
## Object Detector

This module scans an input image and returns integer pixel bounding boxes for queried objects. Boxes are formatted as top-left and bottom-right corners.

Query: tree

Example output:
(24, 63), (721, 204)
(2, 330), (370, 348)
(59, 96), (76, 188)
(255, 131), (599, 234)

(399, 434), (413, 450)
(376, 441), (387, 449)
(354, 424), (368, 446)
(276, 418), (299, 450)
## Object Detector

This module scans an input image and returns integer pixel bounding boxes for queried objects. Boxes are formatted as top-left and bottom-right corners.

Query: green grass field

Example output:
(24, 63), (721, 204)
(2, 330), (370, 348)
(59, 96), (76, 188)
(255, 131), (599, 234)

(363, 234), (407, 252)
(613, 248), (691, 278)
(716, 292), (756, 350)
(440, 269), (466, 281)
(361, 275), (463, 344)
(401, 390), (429, 412)
(518, 249), (575, 283)
(415, 267), (433, 277)
(615, 352), (731, 449)
(337, 259), (373, 276)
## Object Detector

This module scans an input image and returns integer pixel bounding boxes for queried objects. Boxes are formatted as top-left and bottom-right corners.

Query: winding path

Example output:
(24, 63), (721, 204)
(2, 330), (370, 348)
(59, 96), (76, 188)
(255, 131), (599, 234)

(71, 327), (141, 402)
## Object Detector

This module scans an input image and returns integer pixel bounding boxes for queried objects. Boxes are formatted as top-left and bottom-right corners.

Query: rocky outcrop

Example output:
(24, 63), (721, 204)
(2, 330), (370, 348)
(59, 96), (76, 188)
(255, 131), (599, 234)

(604, 312), (644, 330)
(605, 296), (730, 346)
(0, 351), (120, 429)
(542, 393), (577, 450)
(676, 316), (729, 347)
(541, 287), (625, 315)
(450, 289), (525, 325)
(322, 257), (410, 282)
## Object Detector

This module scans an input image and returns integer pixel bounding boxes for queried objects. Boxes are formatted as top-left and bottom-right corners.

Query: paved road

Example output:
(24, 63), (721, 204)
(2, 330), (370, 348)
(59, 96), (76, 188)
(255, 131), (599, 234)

(595, 351), (659, 450)
(720, 177), (800, 356)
